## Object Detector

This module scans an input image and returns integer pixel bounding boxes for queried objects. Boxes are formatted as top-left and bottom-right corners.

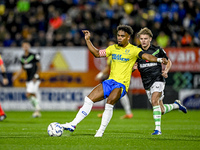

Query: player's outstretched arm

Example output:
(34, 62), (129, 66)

(141, 53), (168, 65)
(162, 59), (172, 78)
(82, 30), (100, 58)
(34, 62), (41, 79)
(95, 65), (110, 81)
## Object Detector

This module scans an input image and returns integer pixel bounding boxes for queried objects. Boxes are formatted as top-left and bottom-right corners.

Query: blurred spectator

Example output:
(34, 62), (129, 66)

(156, 31), (170, 48)
(181, 31), (193, 47)
(22, 25), (30, 39)
(15, 33), (22, 46)
(17, 0), (30, 12)
(194, 32), (200, 46)
(0, 0), (199, 48)
(52, 33), (64, 46)
(151, 22), (161, 40)
(49, 11), (63, 30)
(0, 25), (7, 42)
(170, 32), (181, 47)
(3, 33), (13, 47)
(37, 31), (47, 46)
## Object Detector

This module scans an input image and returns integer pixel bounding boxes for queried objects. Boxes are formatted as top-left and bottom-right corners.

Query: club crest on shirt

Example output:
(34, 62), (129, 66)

(124, 49), (130, 55)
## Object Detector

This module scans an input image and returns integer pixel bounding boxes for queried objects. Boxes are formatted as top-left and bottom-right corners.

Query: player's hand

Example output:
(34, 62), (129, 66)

(162, 58), (168, 65)
(33, 74), (39, 83)
(162, 70), (168, 78)
(95, 72), (104, 81)
(2, 78), (8, 85)
(82, 30), (90, 41)
(133, 62), (138, 70)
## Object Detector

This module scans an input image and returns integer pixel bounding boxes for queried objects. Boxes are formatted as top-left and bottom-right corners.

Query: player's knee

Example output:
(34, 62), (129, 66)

(26, 93), (31, 98)
(107, 98), (118, 105)
(26, 93), (35, 98)
(151, 100), (159, 106)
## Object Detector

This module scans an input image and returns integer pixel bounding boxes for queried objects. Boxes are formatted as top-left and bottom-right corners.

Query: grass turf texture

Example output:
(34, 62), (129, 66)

(0, 109), (200, 150)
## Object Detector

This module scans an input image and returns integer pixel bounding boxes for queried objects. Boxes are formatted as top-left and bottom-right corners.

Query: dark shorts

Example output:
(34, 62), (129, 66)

(102, 79), (127, 99)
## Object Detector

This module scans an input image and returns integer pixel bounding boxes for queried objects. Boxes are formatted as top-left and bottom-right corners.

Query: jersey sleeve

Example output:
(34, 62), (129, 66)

(135, 47), (143, 59)
(0, 55), (3, 65)
(105, 45), (112, 57)
(160, 48), (168, 59)
(107, 56), (112, 65)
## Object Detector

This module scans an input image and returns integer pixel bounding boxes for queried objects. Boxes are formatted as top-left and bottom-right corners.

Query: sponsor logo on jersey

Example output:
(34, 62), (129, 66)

(24, 63), (33, 69)
(112, 54), (129, 62)
(140, 63), (157, 68)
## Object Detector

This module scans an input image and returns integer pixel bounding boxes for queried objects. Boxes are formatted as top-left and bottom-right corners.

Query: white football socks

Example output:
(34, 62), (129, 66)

(163, 103), (179, 114)
(70, 96), (94, 126)
(120, 94), (132, 115)
(98, 103), (114, 132)
(153, 105), (161, 132)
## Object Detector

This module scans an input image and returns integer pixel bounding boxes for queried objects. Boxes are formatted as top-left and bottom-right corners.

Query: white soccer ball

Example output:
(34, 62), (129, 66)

(47, 122), (63, 137)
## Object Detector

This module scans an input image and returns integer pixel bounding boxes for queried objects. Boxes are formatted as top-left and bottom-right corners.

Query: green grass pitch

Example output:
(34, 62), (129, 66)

(0, 109), (200, 150)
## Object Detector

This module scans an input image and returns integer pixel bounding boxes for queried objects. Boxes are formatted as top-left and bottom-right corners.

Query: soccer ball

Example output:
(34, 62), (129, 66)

(47, 122), (63, 137)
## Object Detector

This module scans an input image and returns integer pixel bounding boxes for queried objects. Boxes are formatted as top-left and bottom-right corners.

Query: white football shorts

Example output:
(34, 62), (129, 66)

(146, 82), (165, 103)
(26, 80), (41, 94)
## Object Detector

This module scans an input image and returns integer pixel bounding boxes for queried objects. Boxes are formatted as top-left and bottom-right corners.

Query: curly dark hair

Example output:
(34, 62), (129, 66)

(117, 25), (133, 35)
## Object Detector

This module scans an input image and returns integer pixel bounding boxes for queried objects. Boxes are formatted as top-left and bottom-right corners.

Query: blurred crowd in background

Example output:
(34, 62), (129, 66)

(0, 0), (200, 48)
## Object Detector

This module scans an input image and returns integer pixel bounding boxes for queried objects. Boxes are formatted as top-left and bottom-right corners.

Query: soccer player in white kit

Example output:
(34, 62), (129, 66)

(12, 41), (41, 117)
(134, 27), (187, 135)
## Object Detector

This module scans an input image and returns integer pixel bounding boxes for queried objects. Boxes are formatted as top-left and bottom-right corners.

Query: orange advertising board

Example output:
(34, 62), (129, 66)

(165, 47), (200, 72)
(13, 71), (100, 87)
(12, 50), (146, 94)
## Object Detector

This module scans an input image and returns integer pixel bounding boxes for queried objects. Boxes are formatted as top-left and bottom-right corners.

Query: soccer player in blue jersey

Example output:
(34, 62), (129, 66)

(61, 25), (168, 137)
(133, 27), (187, 135)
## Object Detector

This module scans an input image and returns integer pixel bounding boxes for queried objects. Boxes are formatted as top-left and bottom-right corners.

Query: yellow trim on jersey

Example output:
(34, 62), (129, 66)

(106, 43), (142, 91)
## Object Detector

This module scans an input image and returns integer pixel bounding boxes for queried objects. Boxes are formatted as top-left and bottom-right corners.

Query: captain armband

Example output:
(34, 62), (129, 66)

(99, 49), (106, 57)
